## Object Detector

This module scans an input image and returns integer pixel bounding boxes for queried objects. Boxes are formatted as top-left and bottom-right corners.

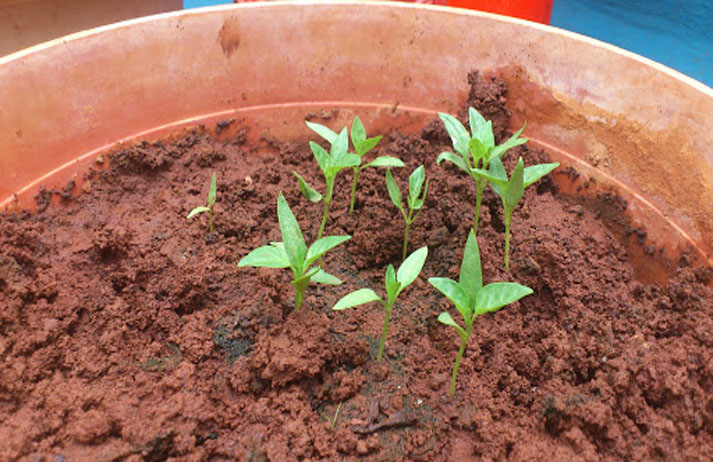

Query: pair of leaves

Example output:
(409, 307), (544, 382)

(385, 166), (428, 219)
(238, 193), (349, 285)
(472, 157), (560, 210)
(437, 108), (528, 174)
(187, 172), (217, 219)
(333, 246), (428, 311)
(428, 231), (532, 342)
(307, 116), (401, 165)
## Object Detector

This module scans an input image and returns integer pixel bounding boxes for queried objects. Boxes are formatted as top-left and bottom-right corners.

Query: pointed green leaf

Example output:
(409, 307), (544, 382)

(470, 167), (508, 188)
(437, 152), (469, 174)
(363, 155), (404, 169)
(187, 206), (210, 219)
(476, 120), (495, 150)
(238, 244), (290, 268)
(506, 157), (525, 209)
(331, 127), (349, 159)
(310, 141), (330, 174)
(490, 123), (528, 161)
(475, 282), (533, 315)
(333, 288), (383, 311)
(293, 171), (323, 203)
(437, 312), (468, 342)
(328, 153), (361, 172)
(355, 136), (382, 157)
(488, 156), (507, 199)
(408, 165), (426, 202)
(396, 246), (428, 293)
(385, 169), (403, 212)
(523, 162), (559, 188)
(468, 138), (490, 164)
(351, 116), (366, 146)
(305, 235), (351, 267)
(428, 277), (471, 321)
(311, 268), (343, 285)
(468, 107), (488, 139)
(459, 230), (482, 296)
(385, 263), (397, 299)
(208, 172), (217, 207)
(277, 193), (306, 270)
(306, 120), (338, 144)
(438, 112), (470, 156)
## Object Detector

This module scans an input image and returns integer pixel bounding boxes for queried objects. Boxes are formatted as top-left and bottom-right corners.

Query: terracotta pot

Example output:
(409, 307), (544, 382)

(446, 0), (552, 24)
(1, 2), (711, 279)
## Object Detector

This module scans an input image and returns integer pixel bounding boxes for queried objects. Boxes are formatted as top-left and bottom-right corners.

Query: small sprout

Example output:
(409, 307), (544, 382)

(437, 108), (528, 235)
(428, 231), (532, 396)
(306, 117), (404, 217)
(333, 246), (428, 363)
(238, 193), (350, 310)
(472, 156), (559, 271)
(385, 165), (429, 260)
(187, 172), (217, 233)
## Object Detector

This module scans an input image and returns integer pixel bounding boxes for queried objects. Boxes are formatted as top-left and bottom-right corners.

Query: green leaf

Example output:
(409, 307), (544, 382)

(293, 171), (323, 203)
(428, 277), (471, 321)
(328, 153), (361, 173)
(363, 156), (404, 169)
(475, 282), (533, 315)
(351, 116), (366, 146)
(437, 152), (469, 174)
(208, 172), (217, 207)
(490, 123), (528, 161)
(187, 206), (210, 219)
(333, 288), (383, 310)
(306, 120), (338, 144)
(396, 246), (428, 291)
(488, 157), (508, 199)
(408, 165), (426, 202)
(438, 112), (470, 156)
(384, 264), (399, 301)
(468, 138), (490, 164)
(523, 162), (559, 188)
(331, 127), (350, 160)
(470, 167), (508, 188)
(310, 141), (331, 174)
(468, 107), (488, 139)
(477, 120), (495, 150)
(385, 169), (403, 212)
(305, 235), (351, 267)
(355, 136), (382, 157)
(311, 268), (343, 285)
(277, 192), (306, 271)
(238, 244), (290, 268)
(437, 312), (468, 343)
(505, 157), (525, 209)
(459, 230), (482, 296)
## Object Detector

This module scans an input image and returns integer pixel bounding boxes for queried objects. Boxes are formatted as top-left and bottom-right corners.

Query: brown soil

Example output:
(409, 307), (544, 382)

(1, 73), (713, 462)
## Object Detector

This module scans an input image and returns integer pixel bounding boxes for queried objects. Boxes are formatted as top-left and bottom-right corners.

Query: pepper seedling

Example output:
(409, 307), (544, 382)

(187, 172), (217, 233)
(385, 165), (429, 260)
(238, 192), (350, 310)
(437, 107), (528, 235)
(471, 156), (559, 271)
(333, 246), (428, 363)
(304, 117), (404, 216)
(428, 231), (532, 396)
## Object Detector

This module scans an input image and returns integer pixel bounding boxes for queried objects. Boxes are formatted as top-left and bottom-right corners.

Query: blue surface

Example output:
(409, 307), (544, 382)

(183, 0), (713, 88)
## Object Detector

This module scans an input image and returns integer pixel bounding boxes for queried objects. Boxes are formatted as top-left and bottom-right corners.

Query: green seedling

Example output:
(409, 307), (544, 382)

(333, 246), (428, 363)
(187, 172), (217, 232)
(305, 117), (404, 216)
(438, 108), (528, 235)
(238, 192), (350, 310)
(472, 156), (559, 271)
(385, 165), (429, 260)
(428, 231), (532, 396)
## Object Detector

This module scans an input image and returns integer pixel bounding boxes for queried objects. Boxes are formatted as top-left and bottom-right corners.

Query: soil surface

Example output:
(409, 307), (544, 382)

(1, 73), (713, 462)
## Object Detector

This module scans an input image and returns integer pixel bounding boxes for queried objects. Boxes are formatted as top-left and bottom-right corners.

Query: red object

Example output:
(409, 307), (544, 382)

(446, 0), (553, 24)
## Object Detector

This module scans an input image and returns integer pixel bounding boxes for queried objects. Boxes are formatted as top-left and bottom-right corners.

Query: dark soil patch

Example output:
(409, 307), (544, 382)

(1, 73), (712, 462)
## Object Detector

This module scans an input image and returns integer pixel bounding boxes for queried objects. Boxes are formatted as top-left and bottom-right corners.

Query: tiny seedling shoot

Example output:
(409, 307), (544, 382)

(187, 172), (217, 233)
(333, 246), (428, 363)
(304, 117), (404, 216)
(438, 107), (528, 235)
(472, 156), (559, 271)
(238, 192), (350, 310)
(428, 231), (532, 396)
(385, 165), (429, 260)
